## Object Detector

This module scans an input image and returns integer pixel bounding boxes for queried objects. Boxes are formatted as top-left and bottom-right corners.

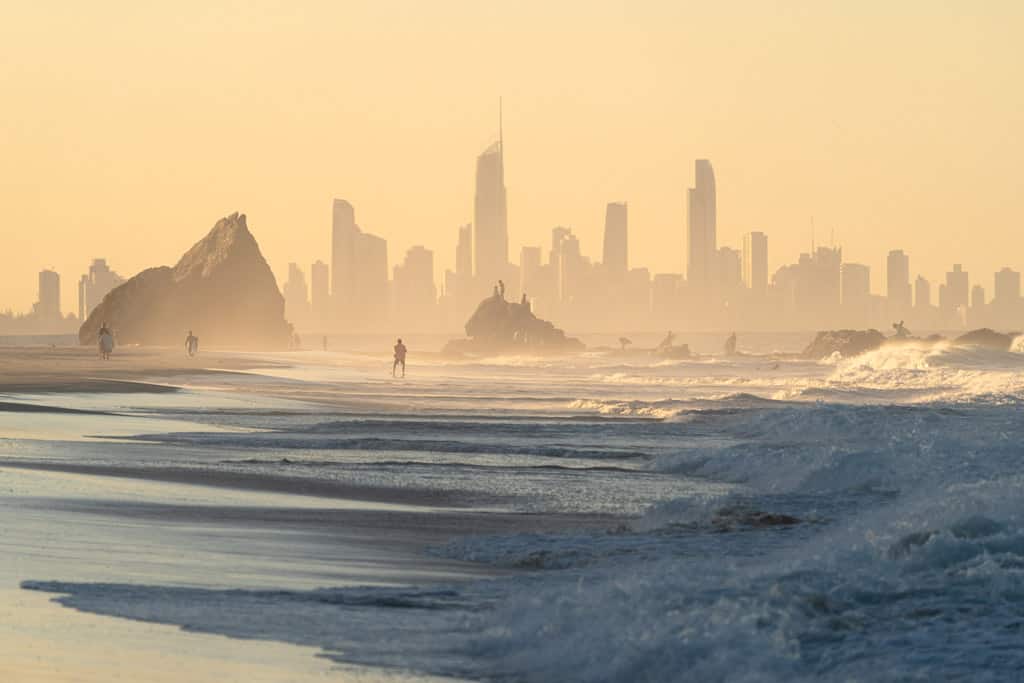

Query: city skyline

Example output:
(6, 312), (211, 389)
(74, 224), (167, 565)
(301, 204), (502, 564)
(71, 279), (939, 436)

(2, 2), (1022, 317)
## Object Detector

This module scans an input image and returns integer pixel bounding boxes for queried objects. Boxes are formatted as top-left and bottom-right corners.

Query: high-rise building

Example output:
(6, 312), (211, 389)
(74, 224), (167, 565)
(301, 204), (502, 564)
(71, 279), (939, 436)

(602, 202), (628, 280)
(742, 231), (768, 295)
(282, 263), (310, 327)
(392, 246), (437, 329)
(686, 159), (717, 294)
(359, 233), (389, 326)
(915, 275), (931, 309)
(841, 263), (871, 306)
(971, 284), (986, 309)
(331, 198), (359, 317)
(994, 268), (1021, 303)
(310, 260), (329, 329)
(35, 269), (61, 321)
(454, 224), (474, 319)
(716, 247), (742, 294)
(473, 107), (508, 295)
(331, 199), (389, 328)
(77, 258), (124, 321)
(886, 250), (912, 313)
(944, 264), (969, 313)
(520, 246), (542, 300)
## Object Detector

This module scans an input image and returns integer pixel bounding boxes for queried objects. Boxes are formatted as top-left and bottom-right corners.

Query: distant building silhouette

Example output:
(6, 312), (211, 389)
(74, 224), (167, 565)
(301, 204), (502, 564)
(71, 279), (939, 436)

(310, 260), (329, 330)
(602, 202), (628, 281)
(841, 263), (871, 327)
(687, 159), (717, 295)
(331, 199), (389, 329)
(915, 275), (931, 309)
(474, 106), (509, 298)
(77, 259), (124, 321)
(454, 223), (474, 320)
(742, 231), (768, 296)
(393, 245), (437, 329)
(886, 250), (912, 317)
(35, 269), (61, 322)
(282, 263), (310, 328)
(944, 264), (969, 316)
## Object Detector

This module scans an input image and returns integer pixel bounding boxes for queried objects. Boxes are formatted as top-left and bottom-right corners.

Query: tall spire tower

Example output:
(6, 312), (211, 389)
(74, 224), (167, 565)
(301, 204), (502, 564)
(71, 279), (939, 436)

(473, 99), (510, 294)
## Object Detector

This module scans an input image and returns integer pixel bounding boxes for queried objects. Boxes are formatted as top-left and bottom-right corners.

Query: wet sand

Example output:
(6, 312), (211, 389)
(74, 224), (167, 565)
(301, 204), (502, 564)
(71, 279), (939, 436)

(0, 346), (613, 680)
(0, 345), (283, 393)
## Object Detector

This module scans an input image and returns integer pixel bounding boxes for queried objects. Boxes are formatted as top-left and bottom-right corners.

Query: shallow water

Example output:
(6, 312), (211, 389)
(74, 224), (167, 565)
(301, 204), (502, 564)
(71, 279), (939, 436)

(8, 337), (1024, 681)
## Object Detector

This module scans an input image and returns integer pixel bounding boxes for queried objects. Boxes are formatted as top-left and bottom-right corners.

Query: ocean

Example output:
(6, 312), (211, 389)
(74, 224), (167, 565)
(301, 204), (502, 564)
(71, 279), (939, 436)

(5, 334), (1024, 681)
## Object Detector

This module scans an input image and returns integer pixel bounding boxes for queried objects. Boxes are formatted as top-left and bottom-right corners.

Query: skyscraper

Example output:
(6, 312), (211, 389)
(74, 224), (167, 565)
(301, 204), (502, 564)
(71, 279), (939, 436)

(944, 264), (969, 313)
(886, 250), (911, 313)
(35, 269), (60, 321)
(602, 202), (628, 279)
(686, 159), (717, 294)
(392, 246), (437, 329)
(310, 260), (329, 329)
(742, 231), (768, 295)
(282, 263), (310, 327)
(915, 275), (931, 309)
(473, 105), (508, 294)
(331, 199), (359, 318)
(331, 198), (389, 328)
(77, 258), (124, 322)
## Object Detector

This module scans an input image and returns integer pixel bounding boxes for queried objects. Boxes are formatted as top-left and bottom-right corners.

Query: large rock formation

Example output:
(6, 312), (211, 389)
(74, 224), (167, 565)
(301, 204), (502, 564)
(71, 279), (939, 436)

(443, 294), (584, 355)
(802, 329), (886, 360)
(80, 213), (292, 349)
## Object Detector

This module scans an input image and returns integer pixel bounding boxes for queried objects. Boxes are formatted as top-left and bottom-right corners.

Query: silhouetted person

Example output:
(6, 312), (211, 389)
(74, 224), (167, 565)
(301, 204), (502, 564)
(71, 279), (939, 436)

(724, 332), (737, 355)
(892, 320), (910, 338)
(393, 338), (407, 378)
(498, 280), (505, 299)
(185, 330), (199, 357)
(657, 330), (675, 351)
(98, 324), (114, 360)
(521, 293), (528, 305)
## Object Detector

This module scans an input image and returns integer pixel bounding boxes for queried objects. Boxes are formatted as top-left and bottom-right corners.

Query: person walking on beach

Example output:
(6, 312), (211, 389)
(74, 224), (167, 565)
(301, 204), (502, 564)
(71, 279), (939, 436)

(185, 330), (199, 357)
(98, 323), (115, 360)
(393, 338), (407, 378)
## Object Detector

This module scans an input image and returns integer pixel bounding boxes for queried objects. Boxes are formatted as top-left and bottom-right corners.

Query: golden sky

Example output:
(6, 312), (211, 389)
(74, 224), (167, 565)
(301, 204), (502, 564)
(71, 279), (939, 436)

(1, 1), (1022, 314)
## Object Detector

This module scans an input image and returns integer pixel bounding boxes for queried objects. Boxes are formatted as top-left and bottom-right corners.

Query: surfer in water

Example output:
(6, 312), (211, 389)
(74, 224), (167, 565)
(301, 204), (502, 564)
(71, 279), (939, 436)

(185, 330), (199, 357)
(393, 338), (407, 378)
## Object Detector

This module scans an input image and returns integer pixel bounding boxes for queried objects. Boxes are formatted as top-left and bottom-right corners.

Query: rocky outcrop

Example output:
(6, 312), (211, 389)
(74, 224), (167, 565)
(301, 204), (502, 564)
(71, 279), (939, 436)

(954, 328), (1016, 351)
(80, 213), (292, 349)
(802, 329), (886, 360)
(443, 294), (584, 355)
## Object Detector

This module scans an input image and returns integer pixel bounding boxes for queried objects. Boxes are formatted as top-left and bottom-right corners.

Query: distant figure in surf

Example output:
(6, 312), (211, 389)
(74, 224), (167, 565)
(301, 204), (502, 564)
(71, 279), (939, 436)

(656, 330), (675, 351)
(393, 338), (407, 378)
(724, 332), (737, 356)
(98, 323), (114, 360)
(498, 279), (506, 299)
(892, 320), (911, 339)
(185, 330), (199, 357)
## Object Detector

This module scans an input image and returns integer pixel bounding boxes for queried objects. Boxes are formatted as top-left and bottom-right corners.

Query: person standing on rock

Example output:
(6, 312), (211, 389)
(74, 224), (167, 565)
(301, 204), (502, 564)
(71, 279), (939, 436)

(393, 338), (407, 378)
(185, 330), (199, 357)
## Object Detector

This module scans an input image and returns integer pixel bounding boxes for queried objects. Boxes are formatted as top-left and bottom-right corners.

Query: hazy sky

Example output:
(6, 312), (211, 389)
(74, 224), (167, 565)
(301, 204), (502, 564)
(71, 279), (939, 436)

(2, 1), (1022, 314)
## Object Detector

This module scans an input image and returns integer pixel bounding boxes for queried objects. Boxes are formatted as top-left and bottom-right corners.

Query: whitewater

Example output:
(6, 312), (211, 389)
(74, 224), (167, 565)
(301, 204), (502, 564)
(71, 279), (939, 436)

(5, 335), (1024, 681)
